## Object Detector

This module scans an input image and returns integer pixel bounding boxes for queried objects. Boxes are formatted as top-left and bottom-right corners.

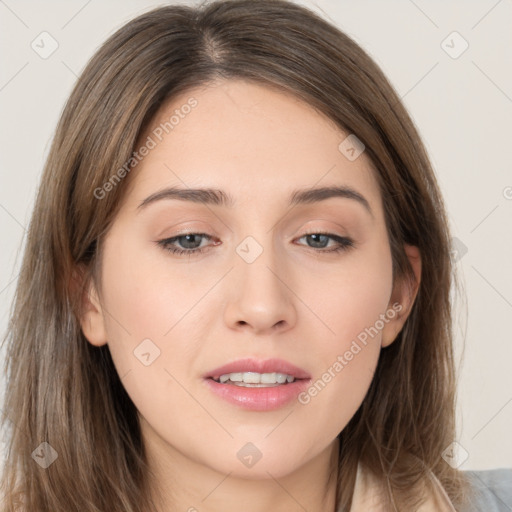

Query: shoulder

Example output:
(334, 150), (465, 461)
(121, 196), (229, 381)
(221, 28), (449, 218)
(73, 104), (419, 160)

(459, 468), (512, 512)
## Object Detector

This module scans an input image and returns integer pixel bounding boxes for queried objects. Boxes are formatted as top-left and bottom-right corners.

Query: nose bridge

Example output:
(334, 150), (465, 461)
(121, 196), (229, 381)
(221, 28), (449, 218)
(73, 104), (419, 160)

(237, 234), (282, 291)
(237, 231), (287, 298)
(223, 231), (297, 333)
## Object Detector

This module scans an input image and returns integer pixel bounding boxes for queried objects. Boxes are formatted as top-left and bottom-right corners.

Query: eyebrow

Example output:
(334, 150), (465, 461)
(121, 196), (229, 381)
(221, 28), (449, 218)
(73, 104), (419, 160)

(137, 185), (373, 217)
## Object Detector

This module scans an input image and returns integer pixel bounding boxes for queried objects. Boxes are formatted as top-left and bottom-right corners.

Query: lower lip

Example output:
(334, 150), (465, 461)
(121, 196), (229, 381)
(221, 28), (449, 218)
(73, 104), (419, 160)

(204, 378), (310, 411)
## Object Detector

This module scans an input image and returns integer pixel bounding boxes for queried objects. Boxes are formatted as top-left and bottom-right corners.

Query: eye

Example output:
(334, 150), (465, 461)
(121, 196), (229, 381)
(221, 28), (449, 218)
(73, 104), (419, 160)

(156, 231), (354, 257)
(295, 232), (354, 253)
(157, 233), (217, 257)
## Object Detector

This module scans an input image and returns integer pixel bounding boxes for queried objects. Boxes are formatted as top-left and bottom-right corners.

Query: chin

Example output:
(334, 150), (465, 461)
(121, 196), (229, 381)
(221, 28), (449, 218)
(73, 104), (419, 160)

(218, 457), (302, 480)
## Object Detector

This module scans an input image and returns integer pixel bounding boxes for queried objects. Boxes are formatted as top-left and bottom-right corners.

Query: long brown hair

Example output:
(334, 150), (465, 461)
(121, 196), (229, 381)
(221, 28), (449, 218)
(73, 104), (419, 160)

(1, 0), (470, 510)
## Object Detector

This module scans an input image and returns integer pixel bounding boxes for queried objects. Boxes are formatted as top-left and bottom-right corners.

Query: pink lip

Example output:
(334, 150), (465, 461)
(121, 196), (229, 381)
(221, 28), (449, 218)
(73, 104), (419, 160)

(203, 358), (311, 411)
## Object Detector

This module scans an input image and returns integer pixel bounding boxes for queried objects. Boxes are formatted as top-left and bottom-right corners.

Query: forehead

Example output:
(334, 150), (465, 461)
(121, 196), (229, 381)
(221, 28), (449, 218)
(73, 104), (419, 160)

(125, 78), (383, 215)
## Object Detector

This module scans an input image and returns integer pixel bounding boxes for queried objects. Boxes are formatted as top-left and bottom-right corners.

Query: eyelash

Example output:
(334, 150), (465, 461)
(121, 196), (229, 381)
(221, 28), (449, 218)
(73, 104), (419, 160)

(157, 231), (355, 257)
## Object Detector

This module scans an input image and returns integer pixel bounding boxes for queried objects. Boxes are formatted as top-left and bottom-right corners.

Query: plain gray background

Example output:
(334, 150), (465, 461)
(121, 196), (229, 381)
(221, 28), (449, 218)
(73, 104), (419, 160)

(0, 0), (511, 470)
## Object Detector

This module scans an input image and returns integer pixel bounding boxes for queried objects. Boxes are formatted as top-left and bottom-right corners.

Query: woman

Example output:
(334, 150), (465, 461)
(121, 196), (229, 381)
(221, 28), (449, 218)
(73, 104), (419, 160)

(1, 0), (510, 510)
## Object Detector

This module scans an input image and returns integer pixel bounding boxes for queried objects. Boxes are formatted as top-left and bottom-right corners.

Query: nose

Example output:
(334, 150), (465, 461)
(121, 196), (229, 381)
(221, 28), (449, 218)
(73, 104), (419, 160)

(223, 242), (298, 336)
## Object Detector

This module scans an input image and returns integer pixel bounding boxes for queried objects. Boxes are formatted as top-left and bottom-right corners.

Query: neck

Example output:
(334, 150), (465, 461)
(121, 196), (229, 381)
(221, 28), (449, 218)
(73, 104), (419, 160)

(143, 423), (340, 512)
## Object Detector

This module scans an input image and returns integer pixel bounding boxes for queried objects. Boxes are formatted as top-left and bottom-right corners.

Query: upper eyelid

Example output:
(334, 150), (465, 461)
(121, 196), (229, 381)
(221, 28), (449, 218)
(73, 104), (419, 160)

(161, 229), (346, 238)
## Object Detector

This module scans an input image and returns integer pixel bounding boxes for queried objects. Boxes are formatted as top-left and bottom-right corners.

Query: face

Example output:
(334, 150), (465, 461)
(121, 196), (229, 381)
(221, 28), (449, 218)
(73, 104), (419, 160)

(81, 79), (420, 481)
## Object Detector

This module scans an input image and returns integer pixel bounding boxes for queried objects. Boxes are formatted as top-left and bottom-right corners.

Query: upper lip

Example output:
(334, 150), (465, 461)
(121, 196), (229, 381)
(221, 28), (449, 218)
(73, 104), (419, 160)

(205, 358), (311, 380)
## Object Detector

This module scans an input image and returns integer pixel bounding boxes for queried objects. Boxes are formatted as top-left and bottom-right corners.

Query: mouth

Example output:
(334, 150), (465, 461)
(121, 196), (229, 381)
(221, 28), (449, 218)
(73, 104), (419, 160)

(210, 371), (299, 387)
(203, 358), (311, 411)
(205, 357), (310, 383)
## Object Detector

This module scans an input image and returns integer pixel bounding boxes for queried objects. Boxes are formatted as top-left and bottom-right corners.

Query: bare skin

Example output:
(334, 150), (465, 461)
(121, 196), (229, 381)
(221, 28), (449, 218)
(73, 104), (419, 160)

(80, 79), (421, 512)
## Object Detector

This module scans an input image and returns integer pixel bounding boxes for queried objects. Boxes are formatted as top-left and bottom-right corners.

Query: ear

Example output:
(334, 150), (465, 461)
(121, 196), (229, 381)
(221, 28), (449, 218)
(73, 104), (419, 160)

(381, 244), (422, 348)
(71, 266), (108, 347)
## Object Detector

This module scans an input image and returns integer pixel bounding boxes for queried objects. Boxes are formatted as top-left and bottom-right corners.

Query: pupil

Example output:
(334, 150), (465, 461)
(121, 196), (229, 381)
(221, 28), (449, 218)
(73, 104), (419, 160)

(181, 234), (200, 249)
(309, 234), (327, 248)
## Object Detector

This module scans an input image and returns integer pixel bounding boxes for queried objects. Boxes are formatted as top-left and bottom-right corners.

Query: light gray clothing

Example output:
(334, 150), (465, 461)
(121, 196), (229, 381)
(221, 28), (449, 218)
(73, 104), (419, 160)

(461, 468), (512, 512)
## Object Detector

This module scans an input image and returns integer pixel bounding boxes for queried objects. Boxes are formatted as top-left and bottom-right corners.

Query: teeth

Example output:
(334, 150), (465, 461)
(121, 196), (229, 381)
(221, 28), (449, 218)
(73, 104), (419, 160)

(214, 372), (296, 386)
(276, 373), (287, 384)
(244, 372), (261, 384)
(261, 372), (277, 384)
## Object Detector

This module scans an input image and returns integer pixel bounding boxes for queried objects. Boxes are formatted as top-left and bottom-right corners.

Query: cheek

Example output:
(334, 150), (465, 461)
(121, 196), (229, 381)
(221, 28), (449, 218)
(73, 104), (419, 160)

(298, 241), (393, 432)
(97, 232), (217, 417)
(293, 307), (385, 455)
(97, 234), (178, 376)
(97, 240), (209, 448)
(312, 238), (393, 349)
(99, 228), (203, 340)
